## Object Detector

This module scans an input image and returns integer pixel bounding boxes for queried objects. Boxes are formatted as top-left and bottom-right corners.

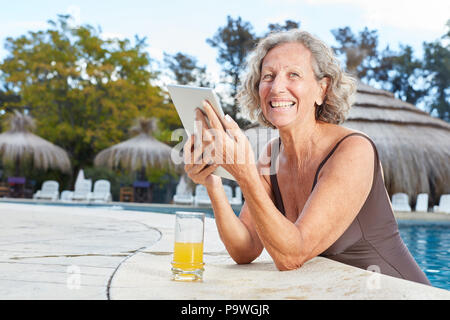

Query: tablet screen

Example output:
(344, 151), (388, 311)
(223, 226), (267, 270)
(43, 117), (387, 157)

(167, 84), (236, 181)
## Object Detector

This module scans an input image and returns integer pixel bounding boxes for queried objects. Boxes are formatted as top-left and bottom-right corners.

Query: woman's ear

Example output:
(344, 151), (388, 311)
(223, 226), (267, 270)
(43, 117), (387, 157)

(316, 77), (330, 105)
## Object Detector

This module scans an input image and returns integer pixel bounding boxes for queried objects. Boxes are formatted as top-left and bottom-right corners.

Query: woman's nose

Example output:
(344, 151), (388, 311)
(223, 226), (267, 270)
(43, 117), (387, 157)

(270, 75), (287, 94)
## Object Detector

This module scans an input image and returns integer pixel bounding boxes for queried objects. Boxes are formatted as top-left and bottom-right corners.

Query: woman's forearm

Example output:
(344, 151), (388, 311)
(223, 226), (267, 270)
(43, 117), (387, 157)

(207, 179), (260, 263)
(238, 166), (306, 270)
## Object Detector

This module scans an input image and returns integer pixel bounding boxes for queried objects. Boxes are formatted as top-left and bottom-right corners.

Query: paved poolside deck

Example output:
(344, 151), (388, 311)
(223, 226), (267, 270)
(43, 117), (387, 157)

(0, 201), (449, 300)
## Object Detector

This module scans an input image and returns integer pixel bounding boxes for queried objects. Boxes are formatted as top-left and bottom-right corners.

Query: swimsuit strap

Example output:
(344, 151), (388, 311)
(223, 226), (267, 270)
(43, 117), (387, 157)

(270, 138), (286, 215)
(311, 132), (377, 192)
(270, 132), (377, 216)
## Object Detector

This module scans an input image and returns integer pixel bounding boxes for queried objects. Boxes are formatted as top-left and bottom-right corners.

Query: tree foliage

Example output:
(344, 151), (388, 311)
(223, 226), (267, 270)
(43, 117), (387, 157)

(0, 15), (180, 174)
(164, 52), (211, 87)
(266, 20), (301, 35)
(332, 24), (449, 122)
(421, 21), (450, 121)
(372, 45), (427, 105)
(205, 17), (304, 127)
(331, 26), (379, 78)
(206, 16), (257, 126)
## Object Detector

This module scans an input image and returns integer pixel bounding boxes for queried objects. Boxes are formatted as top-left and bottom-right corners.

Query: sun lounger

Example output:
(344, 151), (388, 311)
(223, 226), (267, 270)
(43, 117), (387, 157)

(194, 185), (211, 206)
(90, 179), (112, 202)
(433, 194), (450, 214)
(173, 193), (194, 205)
(60, 190), (73, 202)
(415, 193), (429, 212)
(173, 175), (194, 205)
(192, 184), (242, 206)
(391, 193), (411, 212)
(33, 180), (59, 201)
(71, 180), (92, 201)
(231, 186), (243, 206)
(223, 185), (234, 202)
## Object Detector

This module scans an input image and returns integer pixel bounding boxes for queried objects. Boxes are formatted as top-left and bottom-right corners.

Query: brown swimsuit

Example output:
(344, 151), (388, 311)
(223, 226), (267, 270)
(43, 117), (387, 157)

(270, 132), (430, 285)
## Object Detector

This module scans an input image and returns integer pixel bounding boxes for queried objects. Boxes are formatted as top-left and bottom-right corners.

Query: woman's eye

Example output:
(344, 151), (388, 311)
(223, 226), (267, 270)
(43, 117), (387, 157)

(290, 72), (300, 78)
(262, 73), (273, 80)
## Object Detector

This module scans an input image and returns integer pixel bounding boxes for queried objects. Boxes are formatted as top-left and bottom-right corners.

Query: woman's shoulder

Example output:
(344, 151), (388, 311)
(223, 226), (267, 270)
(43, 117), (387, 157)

(322, 126), (376, 173)
(314, 126), (376, 194)
(324, 124), (374, 151)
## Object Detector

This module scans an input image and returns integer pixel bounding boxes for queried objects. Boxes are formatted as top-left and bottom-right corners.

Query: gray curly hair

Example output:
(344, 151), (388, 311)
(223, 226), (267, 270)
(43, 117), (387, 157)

(238, 29), (356, 128)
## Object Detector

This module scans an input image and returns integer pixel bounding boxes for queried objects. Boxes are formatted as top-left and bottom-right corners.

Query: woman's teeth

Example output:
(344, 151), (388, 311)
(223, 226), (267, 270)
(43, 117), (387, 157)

(270, 101), (295, 108)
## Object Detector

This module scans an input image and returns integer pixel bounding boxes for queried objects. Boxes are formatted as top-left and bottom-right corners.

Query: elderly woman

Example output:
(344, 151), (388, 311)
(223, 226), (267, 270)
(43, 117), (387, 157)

(184, 30), (430, 285)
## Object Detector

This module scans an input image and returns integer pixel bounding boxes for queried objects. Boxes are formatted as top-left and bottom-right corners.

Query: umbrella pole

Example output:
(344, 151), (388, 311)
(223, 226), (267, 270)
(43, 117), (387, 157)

(14, 155), (21, 177)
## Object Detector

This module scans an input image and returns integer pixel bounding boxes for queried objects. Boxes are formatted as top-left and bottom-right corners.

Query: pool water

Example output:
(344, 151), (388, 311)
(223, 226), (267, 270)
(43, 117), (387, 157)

(398, 220), (450, 290)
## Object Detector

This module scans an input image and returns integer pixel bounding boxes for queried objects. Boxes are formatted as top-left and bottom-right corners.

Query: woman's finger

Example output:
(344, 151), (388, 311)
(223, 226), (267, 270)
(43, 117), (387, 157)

(195, 109), (215, 143)
(222, 113), (240, 130)
(202, 100), (225, 131)
(186, 147), (215, 169)
(190, 161), (210, 175)
(183, 134), (193, 152)
(184, 135), (208, 166)
(197, 163), (219, 180)
(183, 134), (195, 164)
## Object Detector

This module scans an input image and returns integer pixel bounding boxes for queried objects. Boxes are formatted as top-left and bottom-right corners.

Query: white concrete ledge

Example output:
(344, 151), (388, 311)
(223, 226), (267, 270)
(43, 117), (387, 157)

(0, 202), (448, 300)
(109, 214), (450, 300)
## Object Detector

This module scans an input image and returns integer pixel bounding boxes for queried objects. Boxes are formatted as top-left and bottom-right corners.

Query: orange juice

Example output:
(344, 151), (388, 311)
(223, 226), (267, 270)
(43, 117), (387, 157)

(172, 242), (204, 270)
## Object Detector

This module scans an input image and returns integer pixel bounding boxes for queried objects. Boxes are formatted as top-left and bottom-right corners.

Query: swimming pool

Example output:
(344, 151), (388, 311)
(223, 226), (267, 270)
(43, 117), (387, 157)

(398, 220), (450, 290)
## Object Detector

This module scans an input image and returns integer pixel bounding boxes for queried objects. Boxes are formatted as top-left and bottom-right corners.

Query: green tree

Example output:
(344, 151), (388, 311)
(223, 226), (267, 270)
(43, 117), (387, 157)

(0, 84), (21, 131)
(0, 14), (180, 176)
(266, 19), (301, 35)
(331, 26), (431, 110)
(207, 15), (256, 126)
(331, 26), (379, 78)
(372, 45), (427, 105)
(422, 21), (450, 121)
(164, 52), (211, 87)
(0, 84), (20, 109)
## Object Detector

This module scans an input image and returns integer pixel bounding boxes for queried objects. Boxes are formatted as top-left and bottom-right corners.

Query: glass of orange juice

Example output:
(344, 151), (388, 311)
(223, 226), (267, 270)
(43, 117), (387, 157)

(171, 211), (205, 281)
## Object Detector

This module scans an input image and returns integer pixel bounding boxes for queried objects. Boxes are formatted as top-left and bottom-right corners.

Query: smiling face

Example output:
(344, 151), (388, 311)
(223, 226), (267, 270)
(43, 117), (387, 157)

(258, 42), (327, 129)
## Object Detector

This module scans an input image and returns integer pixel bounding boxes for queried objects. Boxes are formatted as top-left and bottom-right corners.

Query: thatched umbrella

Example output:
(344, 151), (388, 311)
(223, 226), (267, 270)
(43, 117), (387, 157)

(344, 82), (450, 205)
(94, 117), (176, 172)
(244, 82), (450, 206)
(0, 111), (71, 174)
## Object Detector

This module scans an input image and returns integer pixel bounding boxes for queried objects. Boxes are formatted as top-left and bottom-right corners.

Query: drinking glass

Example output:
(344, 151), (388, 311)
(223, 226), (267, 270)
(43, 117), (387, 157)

(171, 211), (205, 281)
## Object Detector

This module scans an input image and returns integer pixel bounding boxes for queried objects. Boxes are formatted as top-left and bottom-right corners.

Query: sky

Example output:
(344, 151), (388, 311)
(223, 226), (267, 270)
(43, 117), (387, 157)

(0, 0), (449, 85)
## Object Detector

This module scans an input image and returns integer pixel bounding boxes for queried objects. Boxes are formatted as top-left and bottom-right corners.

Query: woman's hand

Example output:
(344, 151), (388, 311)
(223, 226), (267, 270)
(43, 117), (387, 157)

(196, 100), (256, 183)
(183, 132), (221, 188)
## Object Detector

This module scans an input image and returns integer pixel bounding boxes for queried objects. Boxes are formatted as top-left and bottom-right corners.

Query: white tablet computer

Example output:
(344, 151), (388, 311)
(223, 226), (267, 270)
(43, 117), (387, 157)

(167, 84), (236, 181)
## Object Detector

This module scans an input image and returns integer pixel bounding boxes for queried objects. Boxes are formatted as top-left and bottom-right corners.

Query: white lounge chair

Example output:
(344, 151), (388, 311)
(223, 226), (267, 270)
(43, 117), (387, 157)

(173, 175), (194, 205)
(90, 179), (112, 202)
(433, 194), (450, 214)
(231, 186), (243, 206)
(60, 190), (73, 202)
(415, 193), (429, 212)
(391, 193), (411, 212)
(33, 180), (59, 201)
(71, 180), (92, 201)
(173, 193), (194, 205)
(194, 185), (211, 206)
(223, 185), (234, 203)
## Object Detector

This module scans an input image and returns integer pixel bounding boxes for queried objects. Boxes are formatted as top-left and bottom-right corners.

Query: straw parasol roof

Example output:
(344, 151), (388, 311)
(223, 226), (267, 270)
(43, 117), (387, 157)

(94, 117), (176, 171)
(0, 111), (71, 173)
(244, 82), (450, 205)
(344, 81), (450, 205)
